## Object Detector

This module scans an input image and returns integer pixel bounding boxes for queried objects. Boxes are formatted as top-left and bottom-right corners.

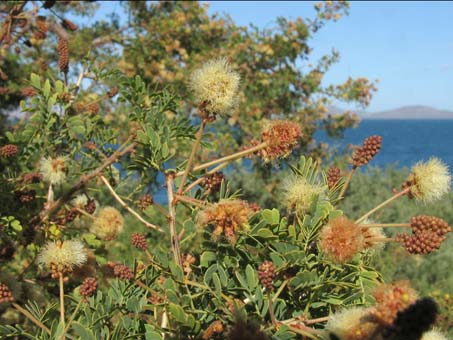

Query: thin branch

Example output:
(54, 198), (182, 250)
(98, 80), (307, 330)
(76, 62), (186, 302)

(176, 120), (206, 195)
(182, 161), (229, 194)
(100, 175), (163, 233)
(40, 138), (137, 221)
(355, 187), (410, 224)
(175, 141), (268, 177)
(338, 167), (356, 199)
(359, 223), (410, 228)
(59, 274), (66, 339)
(166, 174), (182, 267)
(174, 194), (207, 208)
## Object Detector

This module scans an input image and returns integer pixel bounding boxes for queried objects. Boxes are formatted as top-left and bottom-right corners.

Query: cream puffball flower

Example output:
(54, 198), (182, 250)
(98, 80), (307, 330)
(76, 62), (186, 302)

(325, 307), (376, 340)
(421, 330), (448, 340)
(39, 156), (68, 185)
(71, 194), (88, 208)
(282, 176), (326, 214)
(190, 58), (240, 115)
(408, 157), (450, 202)
(90, 207), (124, 240)
(38, 240), (87, 272)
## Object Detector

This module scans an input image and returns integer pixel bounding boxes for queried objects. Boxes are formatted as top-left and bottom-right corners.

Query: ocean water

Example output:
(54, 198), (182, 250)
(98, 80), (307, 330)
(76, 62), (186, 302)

(316, 120), (453, 169)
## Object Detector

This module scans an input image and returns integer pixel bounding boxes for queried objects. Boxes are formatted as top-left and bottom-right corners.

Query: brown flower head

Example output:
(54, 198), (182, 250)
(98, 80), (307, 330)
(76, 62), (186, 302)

(201, 172), (225, 193)
(0, 144), (18, 158)
(131, 233), (148, 251)
(197, 199), (252, 244)
(107, 262), (134, 281)
(371, 281), (418, 326)
(327, 166), (342, 189)
(257, 120), (301, 162)
(0, 282), (15, 303)
(137, 194), (153, 211)
(319, 216), (365, 263)
(258, 261), (276, 292)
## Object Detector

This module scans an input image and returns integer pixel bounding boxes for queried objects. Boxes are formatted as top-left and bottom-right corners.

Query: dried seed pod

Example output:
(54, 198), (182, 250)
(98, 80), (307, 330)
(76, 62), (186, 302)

(396, 231), (447, 255)
(131, 233), (148, 251)
(57, 37), (69, 74)
(0, 282), (15, 303)
(84, 199), (96, 214)
(201, 172), (225, 192)
(112, 263), (134, 280)
(202, 320), (224, 340)
(327, 166), (342, 189)
(258, 261), (276, 292)
(258, 120), (302, 161)
(21, 86), (37, 97)
(80, 277), (97, 298)
(34, 16), (48, 40)
(14, 189), (36, 203)
(87, 103), (99, 115)
(352, 135), (382, 168)
(61, 19), (78, 31)
(0, 144), (18, 158)
(137, 194), (153, 211)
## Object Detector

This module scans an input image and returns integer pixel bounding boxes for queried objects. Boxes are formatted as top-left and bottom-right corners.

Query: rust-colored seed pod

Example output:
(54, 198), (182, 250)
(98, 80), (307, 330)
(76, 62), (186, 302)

(22, 172), (42, 184)
(65, 208), (79, 223)
(258, 261), (276, 292)
(87, 103), (100, 115)
(327, 166), (342, 189)
(0, 144), (18, 158)
(84, 199), (96, 214)
(0, 282), (15, 303)
(396, 231), (447, 255)
(112, 263), (134, 280)
(61, 19), (78, 32)
(107, 87), (119, 98)
(34, 16), (48, 40)
(201, 172), (225, 192)
(80, 277), (97, 298)
(410, 215), (451, 236)
(352, 135), (382, 168)
(131, 233), (148, 251)
(15, 189), (36, 203)
(21, 86), (37, 97)
(57, 37), (69, 74)
(138, 194), (153, 211)
(202, 320), (224, 340)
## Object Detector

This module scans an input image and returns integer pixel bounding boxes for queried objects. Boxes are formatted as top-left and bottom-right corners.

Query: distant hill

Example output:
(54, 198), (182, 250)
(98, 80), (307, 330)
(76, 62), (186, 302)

(364, 105), (453, 119)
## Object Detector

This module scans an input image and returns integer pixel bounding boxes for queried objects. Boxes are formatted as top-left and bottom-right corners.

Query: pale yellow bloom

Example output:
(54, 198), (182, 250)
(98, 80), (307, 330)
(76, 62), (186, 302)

(39, 156), (68, 185)
(90, 207), (124, 240)
(421, 330), (448, 340)
(38, 240), (87, 271)
(282, 176), (326, 214)
(190, 58), (240, 115)
(71, 194), (88, 208)
(408, 157), (451, 202)
(325, 307), (376, 340)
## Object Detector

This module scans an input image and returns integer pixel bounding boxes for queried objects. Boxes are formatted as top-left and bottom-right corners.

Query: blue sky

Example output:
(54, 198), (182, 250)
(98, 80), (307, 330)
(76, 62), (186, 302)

(95, 1), (453, 112)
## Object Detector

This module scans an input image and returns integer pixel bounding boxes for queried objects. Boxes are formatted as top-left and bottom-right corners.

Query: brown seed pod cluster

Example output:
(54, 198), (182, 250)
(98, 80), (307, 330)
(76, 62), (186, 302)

(21, 172), (42, 184)
(202, 320), (224, 340)
(137, 194), (153, 211)
(258, 261), (276, 292)
(0, 282), (15, 303)
(14, 189), (36, 203)
(80, 277), (98, 298)
(201, 172), (225, 192)
(352, 135), (382, 168)
(84, 199), (97, 214)
(61, 19), (78, 32)
(34, 16), (48, 40)
(0, 144), (18, 158)
(131, 233), (148, 251)
(57, 37), (69, 74)
(107, 87), (119, 98)
(21, 86), (38, 97)
(327, 166), (342, 189)
(396, 215), (451, 255)
(87, 102), (100, 115)
(107, 262), (134, 281)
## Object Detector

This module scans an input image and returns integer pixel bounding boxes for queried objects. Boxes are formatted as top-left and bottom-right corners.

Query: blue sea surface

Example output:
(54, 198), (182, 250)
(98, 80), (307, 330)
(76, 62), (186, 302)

(316, 120), (453, 169)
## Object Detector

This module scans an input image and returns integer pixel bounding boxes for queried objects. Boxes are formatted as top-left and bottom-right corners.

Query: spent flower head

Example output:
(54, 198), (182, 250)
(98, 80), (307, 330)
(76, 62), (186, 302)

(258, 120), (301, 161)
(38, 239), (87, 274)
(90, 207), (124, 240)
(406, 157), (450, 202)
(197, 199), (252, 244)
(39, 156), (68, 185)
(319, 216), (365, 263)
(190, 58), (240, 116)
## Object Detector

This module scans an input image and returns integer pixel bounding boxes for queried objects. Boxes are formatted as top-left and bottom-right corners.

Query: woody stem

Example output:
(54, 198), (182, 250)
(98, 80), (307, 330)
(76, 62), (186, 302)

(59, 273), (66, 339)
(355, 187), (410, 224)
(359, 223), (410, 228)
(338, 167), (356, 199)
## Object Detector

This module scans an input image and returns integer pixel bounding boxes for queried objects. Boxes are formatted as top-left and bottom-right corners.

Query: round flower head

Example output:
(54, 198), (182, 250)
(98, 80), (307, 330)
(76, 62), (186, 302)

(325, 307), (377, 340)
(190, 58), (240, 116)
(421, 330), (448, 340)
(319, 216), (365, 263)
(259, 120), (301, 161)
(90, 207), (124, 240)
(39, 156), (68, 185)
(361, 219), (386, 251)
(282, 175), (326, 214)
(407, 157), (450, 202)
(38, 239), (87, 274)
(196, 199), (251, 244)
(71, 194), (88, 209)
